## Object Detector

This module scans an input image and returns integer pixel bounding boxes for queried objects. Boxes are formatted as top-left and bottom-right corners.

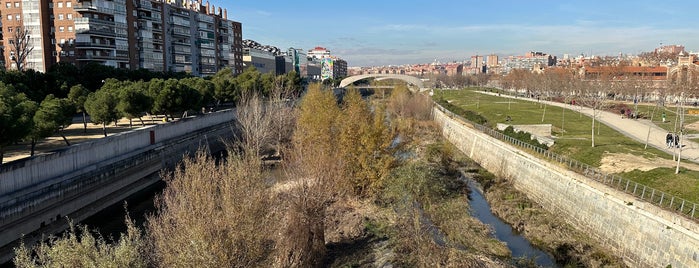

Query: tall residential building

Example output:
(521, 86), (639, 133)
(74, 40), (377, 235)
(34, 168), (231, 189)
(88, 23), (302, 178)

(320, 57), (346, 80)
(0, 0), (242, 76)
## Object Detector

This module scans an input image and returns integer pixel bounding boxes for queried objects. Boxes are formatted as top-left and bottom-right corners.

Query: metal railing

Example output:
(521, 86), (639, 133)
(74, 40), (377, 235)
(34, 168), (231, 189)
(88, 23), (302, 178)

(434, 103), (699, 222)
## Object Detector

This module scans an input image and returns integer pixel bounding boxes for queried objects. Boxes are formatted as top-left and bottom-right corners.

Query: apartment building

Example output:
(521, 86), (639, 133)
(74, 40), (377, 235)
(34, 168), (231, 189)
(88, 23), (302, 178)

(0, 0), (242, 76)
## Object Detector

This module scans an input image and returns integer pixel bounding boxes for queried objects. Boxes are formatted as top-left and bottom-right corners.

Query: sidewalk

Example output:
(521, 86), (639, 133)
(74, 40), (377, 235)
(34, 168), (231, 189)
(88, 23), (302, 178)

(477, 91), (699, 164)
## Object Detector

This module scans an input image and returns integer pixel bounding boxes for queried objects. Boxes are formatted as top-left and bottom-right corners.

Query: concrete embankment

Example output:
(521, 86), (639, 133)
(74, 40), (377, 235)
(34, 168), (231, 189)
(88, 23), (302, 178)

(434, 107), (699, 267)
(0, 110), (236, 263)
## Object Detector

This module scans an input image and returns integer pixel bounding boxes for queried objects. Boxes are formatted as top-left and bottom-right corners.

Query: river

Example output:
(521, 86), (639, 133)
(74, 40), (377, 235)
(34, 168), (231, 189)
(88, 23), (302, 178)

(465, 177), (557, 267)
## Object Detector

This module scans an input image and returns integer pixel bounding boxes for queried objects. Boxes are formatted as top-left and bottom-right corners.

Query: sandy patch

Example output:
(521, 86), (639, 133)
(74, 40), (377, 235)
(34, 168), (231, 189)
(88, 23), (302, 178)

(599, 152), (699, 173)
(686, 121), (699, 132)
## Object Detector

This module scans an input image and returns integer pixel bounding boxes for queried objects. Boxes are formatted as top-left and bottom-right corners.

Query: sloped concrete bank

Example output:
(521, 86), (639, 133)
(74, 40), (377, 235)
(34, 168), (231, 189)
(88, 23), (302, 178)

(434, 107), (699, 267)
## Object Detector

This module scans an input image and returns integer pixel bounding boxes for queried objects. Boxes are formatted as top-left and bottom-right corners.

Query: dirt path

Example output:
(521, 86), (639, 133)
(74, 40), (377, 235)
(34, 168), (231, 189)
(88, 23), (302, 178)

(599, 152), (699, 173)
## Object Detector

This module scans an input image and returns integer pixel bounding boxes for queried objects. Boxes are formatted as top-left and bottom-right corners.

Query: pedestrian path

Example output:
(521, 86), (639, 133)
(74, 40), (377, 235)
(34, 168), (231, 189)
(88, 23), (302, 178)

(476, 91), (699, 164)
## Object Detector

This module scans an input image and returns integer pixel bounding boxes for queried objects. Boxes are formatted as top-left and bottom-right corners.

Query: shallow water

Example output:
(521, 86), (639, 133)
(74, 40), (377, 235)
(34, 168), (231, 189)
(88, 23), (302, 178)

(465, 178), (557, 267)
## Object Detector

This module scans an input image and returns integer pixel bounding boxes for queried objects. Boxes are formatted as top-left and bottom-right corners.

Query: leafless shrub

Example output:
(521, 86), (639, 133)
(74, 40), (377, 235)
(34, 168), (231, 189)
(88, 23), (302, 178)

(147, 149), (273, 267)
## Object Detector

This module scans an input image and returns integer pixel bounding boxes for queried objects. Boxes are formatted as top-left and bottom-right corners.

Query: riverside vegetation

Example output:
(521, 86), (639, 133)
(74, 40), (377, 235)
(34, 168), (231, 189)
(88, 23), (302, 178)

(14, 82), (621, 267)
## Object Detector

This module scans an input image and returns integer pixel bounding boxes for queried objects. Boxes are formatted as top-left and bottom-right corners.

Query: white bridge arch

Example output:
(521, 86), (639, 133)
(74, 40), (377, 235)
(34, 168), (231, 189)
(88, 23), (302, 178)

(339, 74), (424, 89)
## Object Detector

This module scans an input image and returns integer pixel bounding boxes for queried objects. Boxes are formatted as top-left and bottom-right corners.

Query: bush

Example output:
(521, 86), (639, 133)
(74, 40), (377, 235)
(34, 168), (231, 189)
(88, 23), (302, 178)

(435, 99), (488, 125)
(500, 126), (549, 150)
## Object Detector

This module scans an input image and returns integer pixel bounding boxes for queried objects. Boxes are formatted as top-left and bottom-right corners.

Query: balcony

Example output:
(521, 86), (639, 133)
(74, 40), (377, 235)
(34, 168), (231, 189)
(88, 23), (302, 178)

(73, 4), (114, 15)
(75, 41), (115, 48)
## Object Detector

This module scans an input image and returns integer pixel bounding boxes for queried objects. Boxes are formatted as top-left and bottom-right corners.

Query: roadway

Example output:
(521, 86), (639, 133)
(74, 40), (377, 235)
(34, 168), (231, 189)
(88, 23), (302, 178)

(476, 91), (699, 164)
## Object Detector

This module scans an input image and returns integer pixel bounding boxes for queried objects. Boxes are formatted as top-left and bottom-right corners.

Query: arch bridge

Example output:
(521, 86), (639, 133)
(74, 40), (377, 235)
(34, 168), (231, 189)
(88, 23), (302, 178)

(339, 74), (425, 90)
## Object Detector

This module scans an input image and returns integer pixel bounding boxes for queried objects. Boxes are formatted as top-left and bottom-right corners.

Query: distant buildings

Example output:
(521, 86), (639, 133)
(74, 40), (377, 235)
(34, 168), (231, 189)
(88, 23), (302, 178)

(0, 0), (243, 76)
(655, 44), (685, 54)
(502, 51), (557, 74)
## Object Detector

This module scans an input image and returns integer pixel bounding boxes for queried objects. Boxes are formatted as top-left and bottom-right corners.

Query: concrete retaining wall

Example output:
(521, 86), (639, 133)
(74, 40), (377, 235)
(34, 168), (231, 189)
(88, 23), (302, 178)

(0, 109), (235, 196)
(0, 110), (236, 262)
(435, 107), (699, 267)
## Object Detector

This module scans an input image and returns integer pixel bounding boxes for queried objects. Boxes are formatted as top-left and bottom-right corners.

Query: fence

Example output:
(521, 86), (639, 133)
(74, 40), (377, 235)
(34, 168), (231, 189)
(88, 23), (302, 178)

(434, 103), (699, 222)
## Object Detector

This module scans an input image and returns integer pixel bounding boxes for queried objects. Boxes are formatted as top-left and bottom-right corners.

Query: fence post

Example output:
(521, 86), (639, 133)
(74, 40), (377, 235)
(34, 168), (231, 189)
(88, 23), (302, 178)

(681, 200), (686, 213)
(633, 183), (638, 195)
(650, 189), (655, 203)
(692, 204), (696, 218)
(659, 193), (664, 206)
(625, 180), (630, 192)
(641, 186), (646, 199)
(670, 196), (675, 209)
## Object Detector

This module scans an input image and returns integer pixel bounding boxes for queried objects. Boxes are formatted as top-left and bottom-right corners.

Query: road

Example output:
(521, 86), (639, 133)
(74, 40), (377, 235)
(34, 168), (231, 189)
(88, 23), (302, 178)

(476, 91), (699, 164)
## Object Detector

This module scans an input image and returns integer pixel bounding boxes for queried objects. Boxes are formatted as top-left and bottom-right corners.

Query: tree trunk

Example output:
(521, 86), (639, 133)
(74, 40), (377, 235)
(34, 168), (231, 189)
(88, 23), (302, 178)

(139, 117), (145, 126)
(59, 130), (71, 146)
(591, 110), (596, 147)
(102, 122), (107, 137)
(129, 118), (133, 128)
(30, 139), (36, 156)
(82, 112), (88, 133)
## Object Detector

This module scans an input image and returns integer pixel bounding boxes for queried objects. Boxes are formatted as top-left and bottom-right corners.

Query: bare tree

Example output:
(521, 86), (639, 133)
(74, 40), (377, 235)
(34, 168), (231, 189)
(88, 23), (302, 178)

(235, 91), (273, 158)
(575, 79), (608, 147)
(10, 26), (34, 71)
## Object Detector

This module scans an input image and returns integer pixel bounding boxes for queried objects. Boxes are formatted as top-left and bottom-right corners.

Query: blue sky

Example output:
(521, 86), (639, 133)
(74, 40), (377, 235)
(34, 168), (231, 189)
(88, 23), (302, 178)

(218, 0), (699, 67)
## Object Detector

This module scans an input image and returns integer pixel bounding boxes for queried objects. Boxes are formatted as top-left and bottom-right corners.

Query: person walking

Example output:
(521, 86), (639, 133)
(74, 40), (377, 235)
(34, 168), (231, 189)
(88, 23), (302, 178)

(675, 133), (680, 148)
(666, 132), (673, 148)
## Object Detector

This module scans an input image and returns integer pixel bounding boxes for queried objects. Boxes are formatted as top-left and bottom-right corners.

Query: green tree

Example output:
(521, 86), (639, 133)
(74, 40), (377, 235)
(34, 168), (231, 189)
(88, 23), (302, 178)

(260, 72), (275, 97)
(0, 83), (37, 165)
(29, 95), (75, 155)
(180, 77), (214, 111)
(210, 67), (237, 106)
(117, 81), (152, 127)
(151, 78), (202, 120)
(234, 66), (263, 97)
(68, 84), (90, 133)
(84, 87), (120, 137)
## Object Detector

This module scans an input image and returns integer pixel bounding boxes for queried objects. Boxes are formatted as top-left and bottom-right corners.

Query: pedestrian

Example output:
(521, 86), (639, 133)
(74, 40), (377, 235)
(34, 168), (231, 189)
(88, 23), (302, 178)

(666, 132), (673, 148)
(662, 112), (666, 123)
(620, 108), (625, 118)
(675, 133), (680, 148)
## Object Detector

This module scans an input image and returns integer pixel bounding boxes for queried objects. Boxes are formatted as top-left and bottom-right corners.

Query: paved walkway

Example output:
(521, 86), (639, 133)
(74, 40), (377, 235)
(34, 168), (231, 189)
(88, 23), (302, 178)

(476, 91), (699, 164)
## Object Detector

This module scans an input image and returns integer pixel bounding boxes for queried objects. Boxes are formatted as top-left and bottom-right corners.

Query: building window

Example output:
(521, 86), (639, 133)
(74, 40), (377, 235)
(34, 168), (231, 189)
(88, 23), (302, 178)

(58, 14), (64, 20)
(8, 39), (14, 45)
(15, 14), (20, 20)
(67, 13), (72, 20)
(60, 38), (65, 44)
(66, 1), (71, 7)
(59, 26), (64, 32)
(13, 1), (18, 7)
(48, 2), (53, 8)
(68, 26), (73, 32)
(7, 27), (11, 33)
(5, 3), (10, 8)
(69, 51), (74, 56)
(51, 27), (55, 33)
(57, 2), (62, 8)
(6, 14), (11, 20)
(51, 39), (55, 44)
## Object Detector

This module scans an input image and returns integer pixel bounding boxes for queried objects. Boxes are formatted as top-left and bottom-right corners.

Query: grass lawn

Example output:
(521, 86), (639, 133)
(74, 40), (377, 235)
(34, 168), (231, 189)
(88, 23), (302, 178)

(630, 102), (699, 134)
(435, 88), (699, 204)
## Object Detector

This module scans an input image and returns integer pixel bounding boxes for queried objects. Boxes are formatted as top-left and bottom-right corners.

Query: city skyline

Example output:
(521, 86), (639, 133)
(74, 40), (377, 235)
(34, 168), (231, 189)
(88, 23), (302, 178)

(222, 0), (699, 67)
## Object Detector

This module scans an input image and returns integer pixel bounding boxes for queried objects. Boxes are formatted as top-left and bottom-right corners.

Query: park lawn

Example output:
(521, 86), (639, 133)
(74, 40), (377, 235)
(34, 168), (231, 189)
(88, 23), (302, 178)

(618, 168), (699, 204)
(621, 102), (699, 135)
(436, 88), (699, 203)
(437, 89), (669, 166)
